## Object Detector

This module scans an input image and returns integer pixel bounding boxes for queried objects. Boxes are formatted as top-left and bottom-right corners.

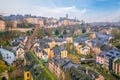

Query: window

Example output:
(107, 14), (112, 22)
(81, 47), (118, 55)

(27, 73), (29, 77)
(27, 79), (29, 80)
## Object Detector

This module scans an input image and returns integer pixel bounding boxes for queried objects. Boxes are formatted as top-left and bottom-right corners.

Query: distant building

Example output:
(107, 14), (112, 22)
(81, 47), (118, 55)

(12, 20), (17, 28)
(0, 17), (5, 30)
(38, 19), (44, 27)
(24, 17), (38, 24)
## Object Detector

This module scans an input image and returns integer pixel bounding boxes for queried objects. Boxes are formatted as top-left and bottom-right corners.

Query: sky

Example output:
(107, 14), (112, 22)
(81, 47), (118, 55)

(0, 0), (120, 22)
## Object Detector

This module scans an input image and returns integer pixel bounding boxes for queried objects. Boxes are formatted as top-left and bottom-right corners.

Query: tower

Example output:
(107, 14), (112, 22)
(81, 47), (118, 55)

(66, 14), (68, 19)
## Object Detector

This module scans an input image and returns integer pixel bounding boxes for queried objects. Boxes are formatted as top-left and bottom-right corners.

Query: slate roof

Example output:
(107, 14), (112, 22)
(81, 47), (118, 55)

(98, 51), (107, 58)
(75, 36), (88, 44)
(59, 45), (66, 51)
(40, 44), (50, 49)
(34, 46), (42, 52)
(42, 38), (52, 43)
(50, 57), (69, 68)
(0, 48), (16, 65)
(54, 38), (65, 42)
(52, 48), (61, 56)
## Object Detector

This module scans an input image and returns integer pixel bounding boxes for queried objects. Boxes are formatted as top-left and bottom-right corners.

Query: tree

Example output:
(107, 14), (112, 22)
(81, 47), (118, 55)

(55, 29), (60, 35)
(44, 28), (52, 36)
(82, 28), (86, 33)
(111, 29), (120, 39)
(63, 29), (67, 35)
(38, 28), (45, 38)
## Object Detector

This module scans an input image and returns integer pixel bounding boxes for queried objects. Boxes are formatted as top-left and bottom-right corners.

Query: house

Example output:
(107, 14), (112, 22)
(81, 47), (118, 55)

(48, 57), (70, 80)
(100, 44), (113, 51)
(0, 48), (16, 65)
(76, 44), (91, 55)
(113, 58), (120, 75)
(74, 36), (88, 47)
(51, 46), (67, 58)
(41, 44), (51, 58)
(0, 16), (5, 30)
(76, 44), (82, 54)
(96, 49), (120, 70)
(41, 51), (49, 62)
(42, 38), (55, 48)
(33, 46), (42, 59)
(80, 46), (90, 55)
(33, 42), (40, 48)
(59, 46), (68, 58)
(64, 36), (73, 43)
(12, 34), (28, 46)
(85, 40), (93, 48)
(96, 51), (107, 65)
(24, 71), (33, 80)
(104, 49), (120, 70)
(16, 47), (25, 60)
(93, 47), (101, 55)
(54, 38), (66, 46)
(96, 33), (112, 41)
(33, 46), (48, 62)
(52, 48), (61, 57)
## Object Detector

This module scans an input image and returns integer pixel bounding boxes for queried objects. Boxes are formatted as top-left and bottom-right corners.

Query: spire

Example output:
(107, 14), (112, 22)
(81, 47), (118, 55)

(66, 14), (68, 19)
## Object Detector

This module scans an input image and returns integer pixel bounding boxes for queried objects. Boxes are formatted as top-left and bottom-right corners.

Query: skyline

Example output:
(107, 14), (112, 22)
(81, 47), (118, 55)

(0, 0), (120, 22)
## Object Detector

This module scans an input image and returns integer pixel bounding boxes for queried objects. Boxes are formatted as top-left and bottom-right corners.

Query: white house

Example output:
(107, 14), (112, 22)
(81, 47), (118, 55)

(0, 48), (16, 65)
(16, 47), (25, 60)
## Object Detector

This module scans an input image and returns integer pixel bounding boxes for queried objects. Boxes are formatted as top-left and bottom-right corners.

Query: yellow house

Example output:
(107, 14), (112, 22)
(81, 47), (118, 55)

(43, 48), (51, 57)
(76, 44), (82, 54)
(47, 41), (56, 49)
(24, 71), (33, 80)
(61, 50), (67, 58)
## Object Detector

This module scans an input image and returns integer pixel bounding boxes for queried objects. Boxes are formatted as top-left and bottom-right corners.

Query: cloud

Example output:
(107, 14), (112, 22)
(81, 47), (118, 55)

(20, 5), (87, 18)
(81, 9), (87, 14)
(0, 0), (119, 22)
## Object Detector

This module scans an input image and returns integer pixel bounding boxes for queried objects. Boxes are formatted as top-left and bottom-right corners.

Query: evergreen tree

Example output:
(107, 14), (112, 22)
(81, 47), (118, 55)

(55, 29), (60, 35)
(63, 29), (67, 34)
